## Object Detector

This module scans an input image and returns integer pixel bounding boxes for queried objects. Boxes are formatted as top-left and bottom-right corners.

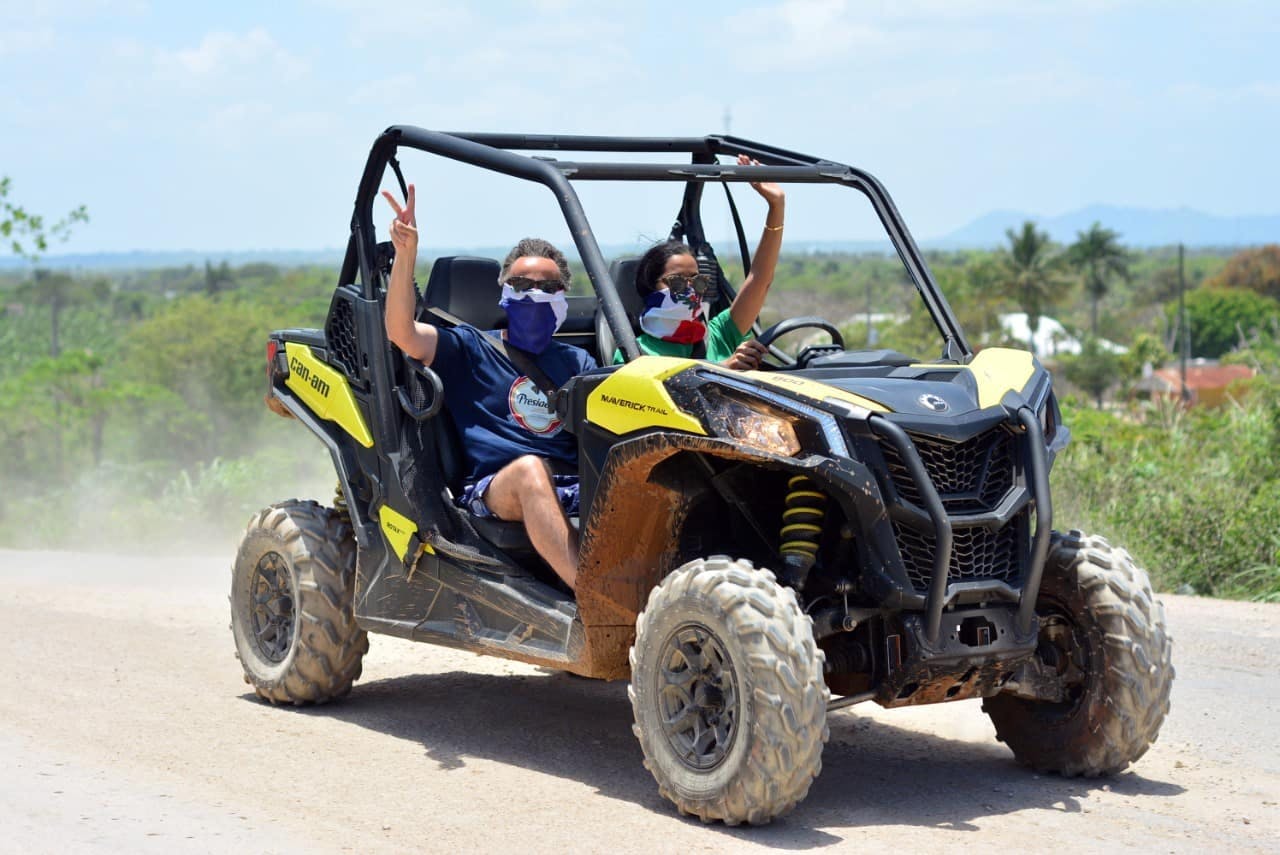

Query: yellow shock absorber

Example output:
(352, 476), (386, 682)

(778, 474), (827, 590)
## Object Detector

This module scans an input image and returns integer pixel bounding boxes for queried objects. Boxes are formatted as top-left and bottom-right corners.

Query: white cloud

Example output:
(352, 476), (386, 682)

(198, 100), (339, 150)
(727, 0), (891, 68)
(0, 27), (55, 57)
(872, 69), (1121, 111)
(721, 0), (1152, 69)
(851, 0), (1143, 19)
(154, 27), (307, 86)
(326, 6), (636, 127)
(346, 73), (420, 109)
(317, 1), (478, 49)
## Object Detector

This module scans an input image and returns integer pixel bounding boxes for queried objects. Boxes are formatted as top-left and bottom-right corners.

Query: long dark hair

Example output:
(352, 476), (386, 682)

(634, 239), (692, 299)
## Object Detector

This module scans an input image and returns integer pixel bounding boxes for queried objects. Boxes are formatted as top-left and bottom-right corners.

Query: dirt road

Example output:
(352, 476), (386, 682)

(1, 547), (1276, 853)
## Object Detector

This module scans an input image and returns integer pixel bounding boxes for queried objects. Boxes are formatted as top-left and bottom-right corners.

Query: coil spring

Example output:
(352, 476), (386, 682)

(333, 481), (349, 517)
(779, 475), (827, 565)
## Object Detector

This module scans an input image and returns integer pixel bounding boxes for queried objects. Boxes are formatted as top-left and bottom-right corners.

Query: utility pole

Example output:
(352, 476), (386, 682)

(1178, 243), (1190, 402)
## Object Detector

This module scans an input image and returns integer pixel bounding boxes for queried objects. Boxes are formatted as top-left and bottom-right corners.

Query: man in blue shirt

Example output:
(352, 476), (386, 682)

(383, 184), (597, 591)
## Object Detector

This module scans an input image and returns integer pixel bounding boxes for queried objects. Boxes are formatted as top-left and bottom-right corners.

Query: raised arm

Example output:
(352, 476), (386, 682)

(728, 155), (786, 336)
(382, 184), (440, 365)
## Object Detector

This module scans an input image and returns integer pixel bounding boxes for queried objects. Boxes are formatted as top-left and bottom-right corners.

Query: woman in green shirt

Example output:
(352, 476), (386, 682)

(619, 155), (784, 371)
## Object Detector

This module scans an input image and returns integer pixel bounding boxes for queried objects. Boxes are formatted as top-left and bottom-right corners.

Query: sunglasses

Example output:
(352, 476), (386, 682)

(504, 275), (566, 293)
(659, 272), (716, 297)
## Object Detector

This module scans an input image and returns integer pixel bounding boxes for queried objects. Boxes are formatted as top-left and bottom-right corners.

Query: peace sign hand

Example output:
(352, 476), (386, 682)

(382, 183), (418, 253)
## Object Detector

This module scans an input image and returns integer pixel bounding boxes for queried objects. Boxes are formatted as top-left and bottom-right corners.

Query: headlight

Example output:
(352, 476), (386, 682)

(704, 388), (801, 456)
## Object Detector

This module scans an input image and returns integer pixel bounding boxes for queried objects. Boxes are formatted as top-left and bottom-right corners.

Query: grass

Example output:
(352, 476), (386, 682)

(1052, 387), (1280, 601)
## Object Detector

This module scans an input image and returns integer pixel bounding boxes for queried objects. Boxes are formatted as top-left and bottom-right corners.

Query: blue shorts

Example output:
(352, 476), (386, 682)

(458, 473), (581, 520)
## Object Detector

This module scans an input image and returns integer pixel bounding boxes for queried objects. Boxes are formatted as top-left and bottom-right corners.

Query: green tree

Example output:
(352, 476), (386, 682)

(1059, 336), (1123, 407)
(0, 349), (174, 481)
(1, 179), (92, 356)
(204, 259), (235, 295)
(2, 177), (91, 479)
(1205, 244), (1280, 300)
(0, 177), (88, 259)
(1066, 222), (1132, 338)
(997, 222), (1071, 354)
(16, 270), (110, 357)
(118, 294), (278, 459)
(1224, 317), (1280, 382)
(1119, 332), (1170, 382)
(1171, 288), (1280, 359)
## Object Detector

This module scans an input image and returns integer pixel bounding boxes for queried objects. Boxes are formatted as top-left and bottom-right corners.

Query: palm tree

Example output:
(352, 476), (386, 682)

(1067, 222), (1132, 338)
(998, 221), (1069, 354)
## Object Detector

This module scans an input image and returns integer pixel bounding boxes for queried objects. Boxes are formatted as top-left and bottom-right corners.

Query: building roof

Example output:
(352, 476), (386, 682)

(997, 313), (1127, 356)
(1151, 362), (1255, 390)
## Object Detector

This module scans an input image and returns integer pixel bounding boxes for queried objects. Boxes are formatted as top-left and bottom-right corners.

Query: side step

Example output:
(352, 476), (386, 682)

(359, 559), (584, 669)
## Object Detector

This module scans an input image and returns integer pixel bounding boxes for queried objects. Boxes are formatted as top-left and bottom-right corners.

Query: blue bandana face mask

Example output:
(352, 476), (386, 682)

(498, 284), (568, 354)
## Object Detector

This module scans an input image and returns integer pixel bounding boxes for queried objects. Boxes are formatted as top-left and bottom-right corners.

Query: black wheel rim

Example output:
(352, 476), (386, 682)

(1036, 608), (1091, 712)
(250, 551), (295, 663)
(656, 623), (740, 771)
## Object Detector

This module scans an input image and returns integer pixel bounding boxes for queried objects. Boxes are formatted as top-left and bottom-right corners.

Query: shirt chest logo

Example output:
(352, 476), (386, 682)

(508, 376), (563, 436)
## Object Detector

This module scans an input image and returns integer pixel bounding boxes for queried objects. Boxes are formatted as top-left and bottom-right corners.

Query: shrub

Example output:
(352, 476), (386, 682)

(1053, 396), (1280, 600)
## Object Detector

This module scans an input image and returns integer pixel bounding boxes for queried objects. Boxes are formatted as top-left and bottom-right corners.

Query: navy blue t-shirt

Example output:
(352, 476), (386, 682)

(431, 326), (597, 482)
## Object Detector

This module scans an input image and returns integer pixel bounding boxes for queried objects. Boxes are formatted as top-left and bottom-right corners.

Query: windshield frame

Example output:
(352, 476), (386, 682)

(343, 126), (970, 362)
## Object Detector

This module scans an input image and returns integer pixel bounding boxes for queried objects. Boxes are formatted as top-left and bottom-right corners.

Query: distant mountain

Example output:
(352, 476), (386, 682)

(4, 205), (1276, 272)
(0, 248), (347, 272)
(0, 245), (544, 272)
(938, 205), (1280, 248)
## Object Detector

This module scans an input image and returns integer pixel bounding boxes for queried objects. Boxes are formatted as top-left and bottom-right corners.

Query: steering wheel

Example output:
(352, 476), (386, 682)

(755, 316), (845, 369)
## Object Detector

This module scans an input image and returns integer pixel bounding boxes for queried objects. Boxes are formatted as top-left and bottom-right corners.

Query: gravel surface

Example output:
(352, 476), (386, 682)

(1, 547), (1276, 853)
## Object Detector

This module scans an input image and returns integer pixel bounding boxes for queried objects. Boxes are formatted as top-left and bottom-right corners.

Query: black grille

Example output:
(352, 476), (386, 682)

(893, 520), (1022, 590)
(881, 428), (1015, 513)
(325, 298), (359, 379)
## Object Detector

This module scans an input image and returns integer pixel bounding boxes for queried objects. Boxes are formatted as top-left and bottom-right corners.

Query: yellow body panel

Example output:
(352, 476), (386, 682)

(914, 348), (1037, 409)
(586, 356), (707, 436)
(283, 343), (374, 448)
(378, 504), (433, 561)
(735, 370), (890, 413)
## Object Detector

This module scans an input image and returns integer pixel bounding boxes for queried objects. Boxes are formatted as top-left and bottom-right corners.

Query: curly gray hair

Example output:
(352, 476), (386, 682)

(499, 237), (573, 287)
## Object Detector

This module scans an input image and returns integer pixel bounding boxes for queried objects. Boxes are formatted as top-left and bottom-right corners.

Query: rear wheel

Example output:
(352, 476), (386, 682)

(230, 500), (368, 704)
(629, 557), (828, 825)
(984, 530), (1173, 776)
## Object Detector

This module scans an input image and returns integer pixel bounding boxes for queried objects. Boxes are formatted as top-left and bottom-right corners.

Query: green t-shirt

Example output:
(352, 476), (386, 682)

(613, 310), (749, 365)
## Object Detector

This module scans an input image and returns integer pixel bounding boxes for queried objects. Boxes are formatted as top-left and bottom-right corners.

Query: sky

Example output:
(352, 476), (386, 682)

(1, 0), (1277, 256)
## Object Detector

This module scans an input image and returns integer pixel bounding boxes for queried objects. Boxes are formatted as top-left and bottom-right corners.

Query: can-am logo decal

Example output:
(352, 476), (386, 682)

(918, 393), (949, 413)
(509, 376), (563, 435)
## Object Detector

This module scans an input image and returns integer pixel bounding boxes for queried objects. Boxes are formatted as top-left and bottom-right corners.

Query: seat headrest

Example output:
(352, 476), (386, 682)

(423, 256), (505, 330)
(607, 258), (647, 326)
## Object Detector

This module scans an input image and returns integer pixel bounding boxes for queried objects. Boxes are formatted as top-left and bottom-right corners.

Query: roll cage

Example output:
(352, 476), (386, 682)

(338, 126), (971, 447)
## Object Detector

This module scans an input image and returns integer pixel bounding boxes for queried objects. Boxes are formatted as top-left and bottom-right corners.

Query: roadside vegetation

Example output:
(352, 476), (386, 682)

(1, 179), (1277, 599)
(1054, 388), (1280, 601)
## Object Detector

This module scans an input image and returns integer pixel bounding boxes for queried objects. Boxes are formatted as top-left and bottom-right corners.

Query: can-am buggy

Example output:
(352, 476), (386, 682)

(231, 126), (1174, 825)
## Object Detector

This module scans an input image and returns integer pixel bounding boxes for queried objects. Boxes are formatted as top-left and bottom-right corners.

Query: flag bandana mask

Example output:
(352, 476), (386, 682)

(639, 288), (707, 345)
(499, 284), (568, 354)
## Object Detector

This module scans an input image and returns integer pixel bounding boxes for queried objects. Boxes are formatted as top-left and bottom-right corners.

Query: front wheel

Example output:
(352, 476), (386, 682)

(230, 500), (369, 704)
(628, 557), (828, 825)
(984, 530), (1174, 776)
